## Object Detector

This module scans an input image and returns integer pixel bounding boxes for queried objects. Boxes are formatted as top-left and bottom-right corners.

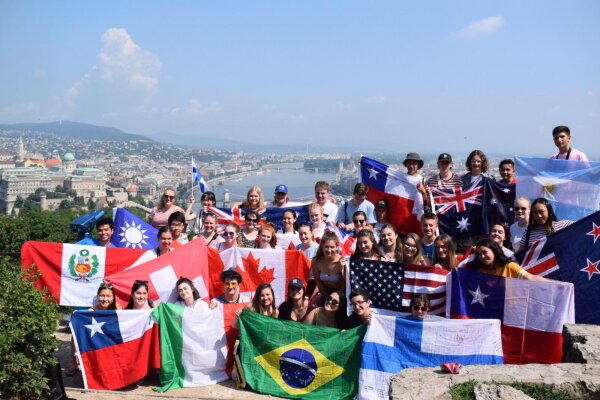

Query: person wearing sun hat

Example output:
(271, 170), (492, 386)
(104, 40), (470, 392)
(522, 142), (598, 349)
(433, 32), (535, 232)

(403, 152), (428, 204)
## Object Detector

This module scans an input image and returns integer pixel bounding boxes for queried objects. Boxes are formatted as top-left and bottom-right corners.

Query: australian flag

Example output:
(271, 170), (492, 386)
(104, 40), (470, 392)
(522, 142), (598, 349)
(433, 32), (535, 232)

(515, 210), (600, 324)
(431, 179), (486, 239)
(482, 178), (516, 227)
(262, 205), (311, 233)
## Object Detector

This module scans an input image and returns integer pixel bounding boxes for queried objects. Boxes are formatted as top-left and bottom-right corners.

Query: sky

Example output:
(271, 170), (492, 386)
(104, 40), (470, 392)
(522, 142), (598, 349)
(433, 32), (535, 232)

(1, 1), (599, 156)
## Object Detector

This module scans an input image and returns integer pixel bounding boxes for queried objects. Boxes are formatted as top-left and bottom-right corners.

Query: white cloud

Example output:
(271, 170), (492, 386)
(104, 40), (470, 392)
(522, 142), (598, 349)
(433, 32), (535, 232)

(452, 16), (504, 39)
(97, 28), (161, 90)
(365, 95), (386, 104)
(63, 66), (98, 105)
(170, 99), (220, 117)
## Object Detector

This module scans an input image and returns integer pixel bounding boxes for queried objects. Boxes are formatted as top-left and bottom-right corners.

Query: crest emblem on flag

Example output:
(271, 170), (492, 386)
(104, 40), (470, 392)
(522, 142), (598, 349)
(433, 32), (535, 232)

(254, 338), (344, 395)
(68, 248), (99, 281)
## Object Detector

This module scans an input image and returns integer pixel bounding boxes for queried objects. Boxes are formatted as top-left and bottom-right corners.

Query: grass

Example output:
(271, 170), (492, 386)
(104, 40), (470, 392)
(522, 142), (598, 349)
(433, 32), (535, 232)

(450, 380), (599, 400)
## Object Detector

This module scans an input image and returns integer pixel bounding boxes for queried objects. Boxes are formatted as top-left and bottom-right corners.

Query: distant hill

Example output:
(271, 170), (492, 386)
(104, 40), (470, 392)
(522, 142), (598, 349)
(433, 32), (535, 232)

(0, 121), (152, 142)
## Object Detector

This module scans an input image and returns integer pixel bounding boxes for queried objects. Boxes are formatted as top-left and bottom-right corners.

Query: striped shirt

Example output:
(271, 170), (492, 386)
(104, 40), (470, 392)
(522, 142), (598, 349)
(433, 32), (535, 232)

(425, 173), (463, 189)
(519, 220), (574, 249)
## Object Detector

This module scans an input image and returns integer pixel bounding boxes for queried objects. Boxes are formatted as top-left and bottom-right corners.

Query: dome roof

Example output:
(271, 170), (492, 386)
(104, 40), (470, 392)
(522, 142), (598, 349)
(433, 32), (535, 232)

(63, 153), (75, 161)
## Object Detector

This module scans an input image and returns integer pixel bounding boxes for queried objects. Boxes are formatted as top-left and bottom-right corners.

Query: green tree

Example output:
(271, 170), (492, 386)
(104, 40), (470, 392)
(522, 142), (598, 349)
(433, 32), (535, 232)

(0, 259), (59, 399)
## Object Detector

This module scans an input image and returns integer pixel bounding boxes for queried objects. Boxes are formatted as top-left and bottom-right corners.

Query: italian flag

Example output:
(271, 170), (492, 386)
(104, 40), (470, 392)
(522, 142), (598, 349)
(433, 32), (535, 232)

(152, 301), (246, 392)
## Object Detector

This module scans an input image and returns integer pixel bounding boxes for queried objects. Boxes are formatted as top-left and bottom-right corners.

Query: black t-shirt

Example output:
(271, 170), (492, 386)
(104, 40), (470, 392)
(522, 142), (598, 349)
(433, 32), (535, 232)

(346, 313), (366, 329)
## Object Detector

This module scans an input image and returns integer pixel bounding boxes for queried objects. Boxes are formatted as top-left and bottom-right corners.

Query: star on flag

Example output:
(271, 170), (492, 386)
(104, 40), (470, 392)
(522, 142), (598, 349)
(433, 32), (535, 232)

(85, 317), (106, 338)
(587, 222), (600, 244)
(580, 258), (600, 280)
(367, 167), (379, 180)
(457, 216), (471, 231)
(468, 285), (490, 307)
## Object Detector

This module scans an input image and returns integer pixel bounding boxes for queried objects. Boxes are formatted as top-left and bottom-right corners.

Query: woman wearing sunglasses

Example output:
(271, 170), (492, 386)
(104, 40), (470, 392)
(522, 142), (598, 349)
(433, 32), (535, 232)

(410, 294), (430, 319)
(240, 210), (260, 248)
(510, 197), (530, 253)
(304, 290), (347, 329)
(216, 223), (241, 251)
(149, 187), (184, 228)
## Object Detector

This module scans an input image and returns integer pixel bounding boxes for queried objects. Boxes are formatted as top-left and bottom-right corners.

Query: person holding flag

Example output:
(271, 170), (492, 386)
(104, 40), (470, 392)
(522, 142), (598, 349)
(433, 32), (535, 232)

(469, 238), (546, 281)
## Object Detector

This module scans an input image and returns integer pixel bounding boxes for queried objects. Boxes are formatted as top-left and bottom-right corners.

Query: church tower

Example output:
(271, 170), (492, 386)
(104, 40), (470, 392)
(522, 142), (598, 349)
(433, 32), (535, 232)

(17, 136), (25, 162)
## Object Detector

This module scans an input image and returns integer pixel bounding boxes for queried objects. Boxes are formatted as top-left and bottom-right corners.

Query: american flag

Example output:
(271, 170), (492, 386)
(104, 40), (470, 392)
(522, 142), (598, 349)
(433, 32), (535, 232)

(348, 259), (449, 316)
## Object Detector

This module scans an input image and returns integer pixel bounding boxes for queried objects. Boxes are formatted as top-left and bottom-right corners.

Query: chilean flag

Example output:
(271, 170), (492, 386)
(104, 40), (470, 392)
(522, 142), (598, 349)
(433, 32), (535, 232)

(448, 269), (574, 364)
(359, 156), (424, 235)
(21, 242), (155, 307)
(109, 239), (211, 308)
(71, 309), (159, 390)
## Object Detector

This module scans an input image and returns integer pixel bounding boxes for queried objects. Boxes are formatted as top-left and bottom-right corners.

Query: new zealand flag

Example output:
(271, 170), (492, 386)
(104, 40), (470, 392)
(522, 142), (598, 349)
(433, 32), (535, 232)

(482, 178), (516, 227)
(515, 210), (600, 324)
(431, 179), (486, 239)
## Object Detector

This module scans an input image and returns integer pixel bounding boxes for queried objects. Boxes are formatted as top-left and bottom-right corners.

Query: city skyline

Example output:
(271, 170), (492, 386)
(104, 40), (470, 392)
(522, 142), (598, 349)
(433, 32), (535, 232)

(1, 1), (599, 157)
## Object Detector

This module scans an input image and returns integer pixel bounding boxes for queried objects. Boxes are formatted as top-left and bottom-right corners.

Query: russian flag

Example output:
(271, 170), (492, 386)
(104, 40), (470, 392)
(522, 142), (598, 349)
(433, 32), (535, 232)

(359, 314), (503, 400)
(359, 156), (424, 235)
(71, 309), (159, 390)
(448, 269), (575, 364)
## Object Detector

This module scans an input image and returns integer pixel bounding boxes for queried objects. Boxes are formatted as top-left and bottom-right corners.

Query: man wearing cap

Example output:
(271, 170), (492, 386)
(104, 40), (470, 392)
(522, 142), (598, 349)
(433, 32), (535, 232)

(210, 270), (251, 305)
(336, 183), (376, 231)
(424, 153), (463, 213)
(373, 199), (390, 238)
(277, 278), (314, 322)
(266, 184), (303, 208)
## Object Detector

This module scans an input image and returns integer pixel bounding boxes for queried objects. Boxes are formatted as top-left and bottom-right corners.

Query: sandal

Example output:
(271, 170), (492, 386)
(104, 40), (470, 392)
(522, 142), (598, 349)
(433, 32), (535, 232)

(65, 367), (79, 376)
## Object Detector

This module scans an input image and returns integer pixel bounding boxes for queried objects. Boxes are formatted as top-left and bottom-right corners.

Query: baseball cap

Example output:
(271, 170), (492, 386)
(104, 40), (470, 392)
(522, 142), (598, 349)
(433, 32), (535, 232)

(275, 184), (288, 194)
(437, 153), (452, 163)
(288, 277), (305, 290)
(375, 200), (388, 209)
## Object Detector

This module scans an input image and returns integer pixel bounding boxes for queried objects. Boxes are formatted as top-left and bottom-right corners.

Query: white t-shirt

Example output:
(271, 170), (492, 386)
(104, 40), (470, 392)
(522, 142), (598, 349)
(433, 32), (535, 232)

(510, 222), (527, 253)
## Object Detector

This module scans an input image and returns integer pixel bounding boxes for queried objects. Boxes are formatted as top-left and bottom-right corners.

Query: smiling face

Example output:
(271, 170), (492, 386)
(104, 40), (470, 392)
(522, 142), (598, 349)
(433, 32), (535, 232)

(201, 196), (215, 211)
(499, 163), (515, 182)
(248, 190), (261, 207)
(282, 211), (296, 232)
(258, 229), (273, 248)
(375, 206), (388, 223)
(513, 200), (530, 223)
(532, 203), (549, 226)
(133, 286), (148, 308)
(223, 278), (239, 296)
(177, 282), (194, 303)
(476, 245), (495, 267)
(159, 231), (173, 248)
(324, 292), (340, 312)
(97, 288), (114, 310)
(380, 227), (397, 250)
(438, 159), (452, 174)
(298, 226), (312, 245)
(403, 237), (418, 262)
(553, 132), (571, 153)
(350, 295), (370, 317)
(288, 285), (304, 300)
(357, 235), (374, 256)
(490, 224), (506, 246)
(203, 216), (216, 234)
(435, 239), (448, 261)
(470, 155), (483, 175)
(309, 209), (323, 225)
(223, 226), (238, 244)
(421, 218), (437, 239)
(97, 224), (113, 245)
(405, 160), (420, 176)
(163, 190), (176, 207)
(275, 192), (288, 206)
(315, 188), (329, 205)
(169, 220), (184, 239)
(411, 302), (428, 319)
(259, 287), (274, 307)
(322, 239), (338, 259)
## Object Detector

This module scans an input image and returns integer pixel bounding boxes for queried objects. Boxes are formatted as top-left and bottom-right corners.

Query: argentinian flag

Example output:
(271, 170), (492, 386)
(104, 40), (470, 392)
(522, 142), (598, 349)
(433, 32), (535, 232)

(515, 156), (600, 221)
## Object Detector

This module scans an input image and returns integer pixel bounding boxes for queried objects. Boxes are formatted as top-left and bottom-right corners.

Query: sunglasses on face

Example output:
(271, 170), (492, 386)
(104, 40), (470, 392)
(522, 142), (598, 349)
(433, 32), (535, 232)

(246, 218), (258, 223)
(325, 298), (339, 305)
(223, 232), (236, 237)
(514, 207), (527, 211)
(163, 195), (175, 200)
(224, 281), (238, 287)
(353, 219), (366, 224)
(412, 306), (428, 312)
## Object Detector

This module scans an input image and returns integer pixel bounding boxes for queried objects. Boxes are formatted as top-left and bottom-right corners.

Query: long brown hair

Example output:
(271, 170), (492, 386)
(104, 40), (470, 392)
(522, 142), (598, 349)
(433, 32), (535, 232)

(434, 234), (457, 270)
(251, 283), (276, 315)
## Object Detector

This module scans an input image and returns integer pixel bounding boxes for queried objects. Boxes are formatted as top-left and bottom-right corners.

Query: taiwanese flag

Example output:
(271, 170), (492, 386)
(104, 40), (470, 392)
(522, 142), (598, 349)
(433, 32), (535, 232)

(515, 210), (600, 324)
(359, 156), (424, 235)
(432, 179), (486, 239)
(71, 309), (160, 390)
(108, 239), (211, 308)
(21, 241), (154, 307)
(207, 247), (310, 306)
(482, 177), (516, 227)
(448, 268), (574, 364)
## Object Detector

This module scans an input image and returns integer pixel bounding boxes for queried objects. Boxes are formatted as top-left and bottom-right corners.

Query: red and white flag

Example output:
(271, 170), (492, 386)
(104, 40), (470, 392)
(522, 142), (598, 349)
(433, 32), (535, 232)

(359, 156), (424, 235)
(207, 247), (310, 306)
(21, 241), (155, 307)
(109, 239), (211, 308)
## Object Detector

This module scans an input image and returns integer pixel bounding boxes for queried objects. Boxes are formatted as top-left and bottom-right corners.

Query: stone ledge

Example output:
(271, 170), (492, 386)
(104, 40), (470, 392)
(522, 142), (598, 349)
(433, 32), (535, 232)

(563, 324), (600, 364)
(389, 363), (600, 400)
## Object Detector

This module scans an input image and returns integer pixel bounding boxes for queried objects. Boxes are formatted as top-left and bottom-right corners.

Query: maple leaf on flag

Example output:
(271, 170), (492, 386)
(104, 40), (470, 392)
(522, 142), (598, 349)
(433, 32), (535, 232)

(236, 252), (275, 294)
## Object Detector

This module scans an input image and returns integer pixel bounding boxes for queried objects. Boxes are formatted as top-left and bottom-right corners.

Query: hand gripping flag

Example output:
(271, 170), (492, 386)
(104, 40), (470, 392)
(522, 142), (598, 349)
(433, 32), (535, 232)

(347, 260), (449, 316)
(515, 210), (600, 324)
(237, 310), (367, 400)
(21, 241), (153, 307)
(70, 309), (159, 390)
(151, 302), (231, 392)
(111, 207), (159, 250)
(448, 268), (574, 364)
(359, 314), (503, 400)
(515, 156), (600, 221)
(109, 239), (211, 308)
(431, 179), (486, 238)
(359, 156), (424, 235)
(207, 247), (310, 306)
(192, 160), (210, 193)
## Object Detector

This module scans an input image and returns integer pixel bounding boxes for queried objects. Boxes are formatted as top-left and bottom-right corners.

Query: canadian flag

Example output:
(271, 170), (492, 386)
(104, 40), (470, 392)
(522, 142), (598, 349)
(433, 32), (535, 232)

(207, 247), (310, 306)
(109, 239), (211, 308)
(21, 241), (155, 307)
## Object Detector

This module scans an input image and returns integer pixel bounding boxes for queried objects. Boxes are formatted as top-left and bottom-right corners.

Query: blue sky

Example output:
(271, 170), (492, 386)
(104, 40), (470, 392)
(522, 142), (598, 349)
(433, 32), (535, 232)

(1, 1), (598, 156)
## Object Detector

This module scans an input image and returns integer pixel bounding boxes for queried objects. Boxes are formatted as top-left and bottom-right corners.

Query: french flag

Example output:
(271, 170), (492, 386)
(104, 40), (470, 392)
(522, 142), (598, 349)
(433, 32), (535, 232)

(359, 156), (424, 235)
(71, 309), (159, 390)
(448, 269), (575, 364)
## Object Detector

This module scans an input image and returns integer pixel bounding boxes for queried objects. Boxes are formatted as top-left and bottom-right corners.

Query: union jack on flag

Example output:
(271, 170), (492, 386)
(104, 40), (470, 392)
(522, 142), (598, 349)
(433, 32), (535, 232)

(208, 206), (265, 227)
(325, 220), (355, 256)
(432, 180), (486, 238)
(431, 181), (483, 215)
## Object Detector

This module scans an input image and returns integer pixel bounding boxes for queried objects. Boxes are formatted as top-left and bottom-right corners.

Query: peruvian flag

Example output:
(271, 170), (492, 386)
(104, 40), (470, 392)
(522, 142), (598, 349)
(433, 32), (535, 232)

(448, 268), (575, 364)
(21, 241), (155, 307)
(207, 247), (310, 306)
(71, 309), (160, 390)
(109, 239), (211, 308)
(359, 155), (424, 235)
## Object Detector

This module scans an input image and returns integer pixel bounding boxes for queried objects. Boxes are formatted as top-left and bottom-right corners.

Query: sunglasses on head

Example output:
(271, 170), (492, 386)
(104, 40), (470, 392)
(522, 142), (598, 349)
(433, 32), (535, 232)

(100, 282), (113, 289)
(134, 280), (148, 285)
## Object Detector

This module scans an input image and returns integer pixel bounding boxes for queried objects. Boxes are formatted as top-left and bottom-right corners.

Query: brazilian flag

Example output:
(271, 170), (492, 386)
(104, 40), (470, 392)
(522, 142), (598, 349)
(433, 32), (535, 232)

(237, 311), (367, 400)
